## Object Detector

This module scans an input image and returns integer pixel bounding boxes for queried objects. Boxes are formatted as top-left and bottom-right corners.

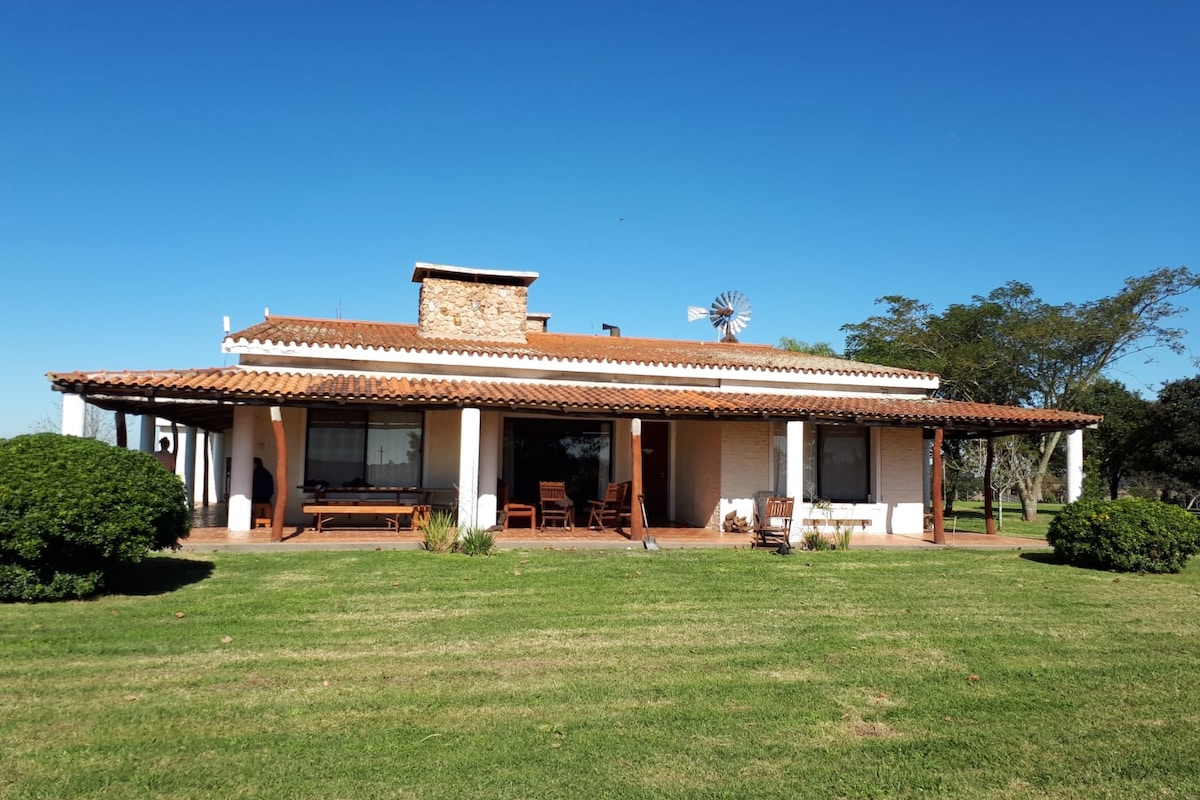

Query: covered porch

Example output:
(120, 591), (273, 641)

(181, 503), (1046, 552)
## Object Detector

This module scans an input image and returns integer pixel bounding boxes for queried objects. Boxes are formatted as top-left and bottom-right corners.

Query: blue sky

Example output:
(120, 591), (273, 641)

(3, 1), (1197, 439)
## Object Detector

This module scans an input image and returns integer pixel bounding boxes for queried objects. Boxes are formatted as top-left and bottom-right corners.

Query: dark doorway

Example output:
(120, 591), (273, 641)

(640, 421), (670, 524)
(503, 419), (613, 514)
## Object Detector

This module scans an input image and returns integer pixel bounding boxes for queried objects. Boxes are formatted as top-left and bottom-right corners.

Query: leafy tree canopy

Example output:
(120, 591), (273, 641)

(1074, 378), (1152, 499)
(778, 337), (840, 358)
(838, 267), (1198, 519)
(842, 267), (1197, 408)
(1142, 375), (1200, 507)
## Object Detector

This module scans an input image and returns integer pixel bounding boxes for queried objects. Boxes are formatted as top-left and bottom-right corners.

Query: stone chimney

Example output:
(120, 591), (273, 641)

(525, 312), (551, 333)
(412, 263), (539, 342)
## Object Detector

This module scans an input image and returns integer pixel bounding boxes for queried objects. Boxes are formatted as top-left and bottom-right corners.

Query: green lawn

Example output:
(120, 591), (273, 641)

(943, 501), (1062, 538)
(3, 547), (1199, 799)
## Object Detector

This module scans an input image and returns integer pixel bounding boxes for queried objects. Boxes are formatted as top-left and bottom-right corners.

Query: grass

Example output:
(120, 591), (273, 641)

(944, 500), (1063, 538)
(3, 547), (1200, 799)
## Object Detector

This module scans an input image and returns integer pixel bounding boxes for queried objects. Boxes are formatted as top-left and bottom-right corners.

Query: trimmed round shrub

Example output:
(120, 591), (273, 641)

(0, 433), (190, 601)
(1047, 497), (1200, 574)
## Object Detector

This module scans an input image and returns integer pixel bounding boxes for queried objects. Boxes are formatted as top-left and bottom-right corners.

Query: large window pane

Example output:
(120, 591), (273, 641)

(366, 411), (423, 487)
(772, 422), (787, 495)
(819, 426), (869, 502)
(305, 409), (423, 488)
(503, 419), (612, 509)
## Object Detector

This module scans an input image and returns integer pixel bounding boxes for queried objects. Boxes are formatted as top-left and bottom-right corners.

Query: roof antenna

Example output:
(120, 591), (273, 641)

(601, 323), (621, 337)
(264, 306), (270, 319)
(222, 315), (230, 334)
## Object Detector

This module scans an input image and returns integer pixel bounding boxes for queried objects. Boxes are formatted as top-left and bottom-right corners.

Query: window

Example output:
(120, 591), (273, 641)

(503, 419), (612, 508)
(305, 409), (423, 488)
(817, 426), (870, 502)
(773, 423), (871, 502)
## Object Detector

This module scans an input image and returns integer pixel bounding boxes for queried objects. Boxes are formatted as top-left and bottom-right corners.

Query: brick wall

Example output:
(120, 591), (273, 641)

(674, 420), (721, 528)
(720, 422), (770, 527)
(880, 427), (925, 533)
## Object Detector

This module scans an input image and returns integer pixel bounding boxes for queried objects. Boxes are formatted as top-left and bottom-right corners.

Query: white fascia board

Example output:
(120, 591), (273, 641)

(234, 364), (931, 399)
(223, 339), (938, 393)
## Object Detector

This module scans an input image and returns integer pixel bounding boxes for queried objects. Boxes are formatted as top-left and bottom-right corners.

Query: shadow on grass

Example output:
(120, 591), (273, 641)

(1018, 551), (1062, 565)
(105, 555), (215, 597)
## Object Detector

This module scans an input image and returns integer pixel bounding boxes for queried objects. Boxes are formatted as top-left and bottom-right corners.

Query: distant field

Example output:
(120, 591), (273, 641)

(3, 547), (1199, 799)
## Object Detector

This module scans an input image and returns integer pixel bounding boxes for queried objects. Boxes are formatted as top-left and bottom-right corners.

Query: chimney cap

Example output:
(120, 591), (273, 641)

(412, 262), (538, 287)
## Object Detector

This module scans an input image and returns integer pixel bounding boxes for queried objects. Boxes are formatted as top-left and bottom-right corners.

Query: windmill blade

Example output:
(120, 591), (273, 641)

(708, 290), (752, 339)
(687, 306), (708, 322)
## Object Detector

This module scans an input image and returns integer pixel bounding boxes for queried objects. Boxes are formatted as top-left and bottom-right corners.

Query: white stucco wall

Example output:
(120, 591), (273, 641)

(425, 409), (462, 488)
(237, 406), (307, 523)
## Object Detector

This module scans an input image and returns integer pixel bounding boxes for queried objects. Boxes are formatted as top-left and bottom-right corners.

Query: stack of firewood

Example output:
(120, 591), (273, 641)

(723, 509), (752, 533)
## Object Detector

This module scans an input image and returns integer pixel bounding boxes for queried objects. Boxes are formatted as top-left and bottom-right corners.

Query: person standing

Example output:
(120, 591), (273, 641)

(252, 457), (275, 506)
(154, 436), (176, 472)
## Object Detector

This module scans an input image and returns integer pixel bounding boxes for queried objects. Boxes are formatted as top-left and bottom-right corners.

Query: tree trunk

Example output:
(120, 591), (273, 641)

(1016, 431), (1064, 521)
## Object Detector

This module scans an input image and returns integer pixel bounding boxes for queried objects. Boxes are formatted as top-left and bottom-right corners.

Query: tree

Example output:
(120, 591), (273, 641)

(33, 398), (118, 444)
(841, 267), (1199, 520)
(778, 337), (840, 358)
(1073, 378), (1151, 499)
(1141, 376), (1200, 508)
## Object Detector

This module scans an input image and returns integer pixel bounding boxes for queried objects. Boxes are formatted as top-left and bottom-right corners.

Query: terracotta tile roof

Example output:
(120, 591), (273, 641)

(47, 367), (1100, 433)
(225, 316), (934, 380)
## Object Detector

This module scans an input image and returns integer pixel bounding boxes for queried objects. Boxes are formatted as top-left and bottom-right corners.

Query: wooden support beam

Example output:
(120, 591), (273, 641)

(630, 418), (644, 542)
(932, 428), (945, 545)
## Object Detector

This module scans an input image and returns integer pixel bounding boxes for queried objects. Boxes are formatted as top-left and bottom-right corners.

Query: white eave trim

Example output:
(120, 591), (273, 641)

(231, 364), (935, 400)
(222, 339), (938, 392)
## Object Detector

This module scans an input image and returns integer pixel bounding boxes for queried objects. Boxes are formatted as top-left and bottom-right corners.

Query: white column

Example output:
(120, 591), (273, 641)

(211, 432), (227, 501)
(61, 393), (86, 437)
(785, 420), (805, 537)
(477, 411), (500, 529)
(457, 407), (481, 531)
(139, 415), (156, 452)
(228, 407), (255, 532)
(183, 426), (198, 505)
(1066, 429), (1084, 503)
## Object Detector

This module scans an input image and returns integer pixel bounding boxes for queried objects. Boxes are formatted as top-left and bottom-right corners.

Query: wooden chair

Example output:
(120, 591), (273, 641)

(754, 496), (794, 548)
(587, 482), (626, 531)
(539, 481), (574, 530)
(498, 480), (536, 531)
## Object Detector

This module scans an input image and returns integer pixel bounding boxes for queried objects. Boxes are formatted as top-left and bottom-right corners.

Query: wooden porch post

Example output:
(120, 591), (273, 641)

(630, 418), (644, 542)
(115, 412), (127, 448)
(270, 406), (287, 543)
(984, 436), (996, 536)
(932, 428), (945, 544)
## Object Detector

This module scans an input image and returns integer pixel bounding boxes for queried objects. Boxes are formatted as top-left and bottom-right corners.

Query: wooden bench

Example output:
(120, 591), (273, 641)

(800, 518), (872, 531)
(302, 502), (431, 533)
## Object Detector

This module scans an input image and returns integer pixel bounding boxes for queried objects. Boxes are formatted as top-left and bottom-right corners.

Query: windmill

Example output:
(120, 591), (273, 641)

(688, 290), (752, 343)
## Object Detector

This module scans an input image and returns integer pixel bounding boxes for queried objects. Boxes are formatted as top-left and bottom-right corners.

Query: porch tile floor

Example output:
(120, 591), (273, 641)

(180, 505), (1047, 553)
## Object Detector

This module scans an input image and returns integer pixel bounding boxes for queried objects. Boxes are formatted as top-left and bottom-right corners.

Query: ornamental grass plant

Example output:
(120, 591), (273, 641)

(3, 548), (1200, 799)
(420, 510), (457, 553)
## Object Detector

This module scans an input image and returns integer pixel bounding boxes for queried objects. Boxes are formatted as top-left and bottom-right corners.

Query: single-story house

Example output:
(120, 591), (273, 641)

(48, 263), (1100, 541)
